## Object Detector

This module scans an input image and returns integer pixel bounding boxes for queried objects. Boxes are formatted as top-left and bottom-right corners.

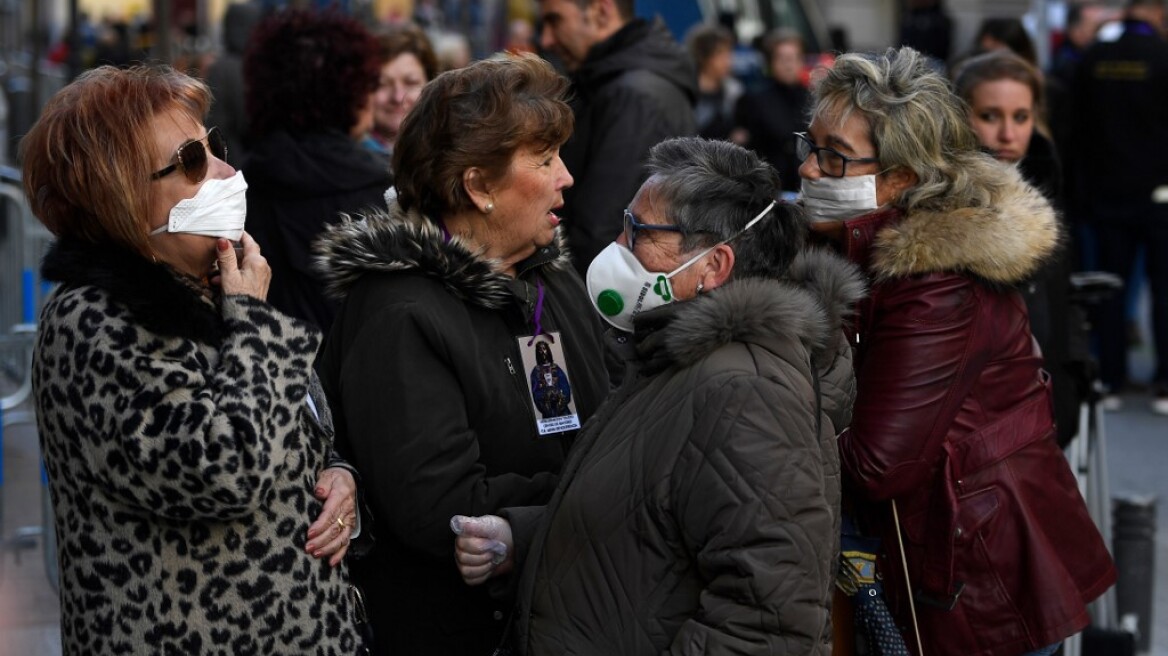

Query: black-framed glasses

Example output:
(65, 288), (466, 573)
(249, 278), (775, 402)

(794, 132), (879, 178)
(151, 127), (227, 183)
(623, 208), (683, 251)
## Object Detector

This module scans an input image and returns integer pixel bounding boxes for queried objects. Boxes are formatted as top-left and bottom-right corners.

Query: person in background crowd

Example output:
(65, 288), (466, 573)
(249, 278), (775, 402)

(22, 64), (363, 655)
(536, 0), (697, 275)
(506, 17), (537, 54)
(314, 54), (610, 656)
(975, 16), (1039, 65)
(1050, 2), (1114, 85)
(1074, 0), (1168, 415)
(454, 136), (863, 655)
(205, 1), (261, 166)
(685, 23), (744, 142)
(962, 16), (1073, 207)
(243, 9), (392, 334)
(800, 46), (1115, 655)
(899, 0), (953, 66)
(1049, 2), (1118, 272)
(954, 49), (1080, 447)
(733, 28), (808, 194)
(364, 24), (438, 159)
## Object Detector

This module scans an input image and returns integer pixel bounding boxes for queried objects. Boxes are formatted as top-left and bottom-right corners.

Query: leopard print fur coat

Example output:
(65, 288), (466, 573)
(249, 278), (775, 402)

(33, 239), (359, 655)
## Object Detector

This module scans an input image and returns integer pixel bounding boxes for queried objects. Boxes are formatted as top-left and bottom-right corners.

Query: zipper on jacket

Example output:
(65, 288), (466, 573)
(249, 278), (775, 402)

(504, 356), (540, 432)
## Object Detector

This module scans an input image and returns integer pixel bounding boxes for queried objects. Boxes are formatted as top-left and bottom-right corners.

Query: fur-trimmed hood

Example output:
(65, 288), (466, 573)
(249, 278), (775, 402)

(642, 248), (866, 370)
(313, 201), (574, 311)
(871, 160), (1059, 285)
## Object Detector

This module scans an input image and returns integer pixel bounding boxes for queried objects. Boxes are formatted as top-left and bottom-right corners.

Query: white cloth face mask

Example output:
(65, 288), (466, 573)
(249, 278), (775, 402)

(801, 174), (880, 222)
(152, 171), (248, 241)
(586, 200), (776, 332)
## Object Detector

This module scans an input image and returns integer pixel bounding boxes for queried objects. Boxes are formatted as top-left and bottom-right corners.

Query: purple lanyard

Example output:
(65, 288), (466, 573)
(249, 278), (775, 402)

(527, 281), (547, 346)
(1126, 20), (1158, 37)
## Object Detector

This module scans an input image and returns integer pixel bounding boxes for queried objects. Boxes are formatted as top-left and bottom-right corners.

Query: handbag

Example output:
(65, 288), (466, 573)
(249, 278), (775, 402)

(837, 515), (911, 656)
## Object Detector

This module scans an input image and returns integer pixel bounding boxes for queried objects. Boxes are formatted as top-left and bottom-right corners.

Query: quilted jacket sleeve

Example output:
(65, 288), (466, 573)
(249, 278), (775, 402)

(838, 275), (984, 501)
(668, 374), (834, 655)
(54, 294), (320, 521)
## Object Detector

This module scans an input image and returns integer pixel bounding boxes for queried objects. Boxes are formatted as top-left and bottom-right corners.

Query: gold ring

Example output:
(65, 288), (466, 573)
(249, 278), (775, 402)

(336, 516), (347, 529)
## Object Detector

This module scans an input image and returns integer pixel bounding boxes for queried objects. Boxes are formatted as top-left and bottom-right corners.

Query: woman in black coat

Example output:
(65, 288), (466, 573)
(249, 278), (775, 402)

(954, 49), (1081, 446)
(314, 55), (610, 656)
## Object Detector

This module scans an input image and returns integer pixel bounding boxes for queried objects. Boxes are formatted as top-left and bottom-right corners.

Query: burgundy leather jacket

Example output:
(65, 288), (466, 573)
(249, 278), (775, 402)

(835, 170), (1115, 656)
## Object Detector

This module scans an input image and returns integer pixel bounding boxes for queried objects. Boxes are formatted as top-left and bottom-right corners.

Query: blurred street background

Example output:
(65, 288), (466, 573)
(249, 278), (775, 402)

(2, 0), (1167, 654)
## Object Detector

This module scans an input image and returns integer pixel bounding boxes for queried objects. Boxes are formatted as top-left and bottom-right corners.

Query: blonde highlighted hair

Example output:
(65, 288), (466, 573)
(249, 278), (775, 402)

(809, 47), (1003, 214)
(20, 65), (211, 257)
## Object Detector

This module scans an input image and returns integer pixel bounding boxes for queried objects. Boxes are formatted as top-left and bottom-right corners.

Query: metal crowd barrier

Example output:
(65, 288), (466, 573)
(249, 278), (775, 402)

(0, 175), (58, 594)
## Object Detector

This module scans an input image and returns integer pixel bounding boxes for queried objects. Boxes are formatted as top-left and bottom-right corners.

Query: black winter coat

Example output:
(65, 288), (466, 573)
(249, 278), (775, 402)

(313, 204), (610, 656)
(246, 129), (392, 333)
(1073, 20), (1168, 202)
(558, 18), (697, 274)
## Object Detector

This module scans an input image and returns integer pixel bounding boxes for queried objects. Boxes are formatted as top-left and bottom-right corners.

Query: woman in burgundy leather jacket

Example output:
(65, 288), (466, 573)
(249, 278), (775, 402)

(799, 46), (1116, 656)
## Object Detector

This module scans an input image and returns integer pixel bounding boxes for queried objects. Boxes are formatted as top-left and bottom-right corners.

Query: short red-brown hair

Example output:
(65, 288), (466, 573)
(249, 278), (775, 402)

(20, 65), (210, 256)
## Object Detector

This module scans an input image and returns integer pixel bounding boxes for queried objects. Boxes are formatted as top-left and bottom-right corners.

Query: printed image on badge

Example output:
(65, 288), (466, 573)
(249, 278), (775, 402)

(517, 332), (581, 436)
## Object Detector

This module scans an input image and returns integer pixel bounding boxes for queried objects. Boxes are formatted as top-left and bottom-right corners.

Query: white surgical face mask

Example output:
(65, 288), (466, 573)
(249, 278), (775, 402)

(586, 200), (776, 332)
(801, 174), (880, 222)
(152, 171), (248, 241)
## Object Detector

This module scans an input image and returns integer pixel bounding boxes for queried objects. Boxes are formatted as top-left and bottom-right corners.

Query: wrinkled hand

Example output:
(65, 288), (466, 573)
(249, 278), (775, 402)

(306, 467), (357, 567)
(451, 515), (513, 586)
(213, 231), (271, 301)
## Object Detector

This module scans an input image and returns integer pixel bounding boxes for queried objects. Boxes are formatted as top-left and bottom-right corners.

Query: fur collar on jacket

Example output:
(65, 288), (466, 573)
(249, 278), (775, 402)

(643, 248), (865, 370)
(872, 160), (1059, 285)
(313, 201), (573, 311)
(40, 238), (224, 343)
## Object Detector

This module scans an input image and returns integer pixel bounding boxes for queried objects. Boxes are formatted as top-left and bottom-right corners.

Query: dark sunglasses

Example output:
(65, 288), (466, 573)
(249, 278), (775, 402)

(150, 127), (227, 183)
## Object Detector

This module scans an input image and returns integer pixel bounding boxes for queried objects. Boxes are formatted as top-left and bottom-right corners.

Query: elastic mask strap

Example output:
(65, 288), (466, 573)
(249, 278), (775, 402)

(150, 224), (169, 236)
(665, 200), (777, 278)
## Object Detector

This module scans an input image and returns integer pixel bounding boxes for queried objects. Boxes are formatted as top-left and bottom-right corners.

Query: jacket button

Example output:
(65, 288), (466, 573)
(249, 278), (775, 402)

(493, 610), (504, 621)
(955, 527), (964, 538)
(852, 228), (861, 239)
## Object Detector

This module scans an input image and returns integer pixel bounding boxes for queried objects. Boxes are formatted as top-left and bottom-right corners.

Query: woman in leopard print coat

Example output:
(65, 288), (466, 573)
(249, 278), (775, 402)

(22, 66), (363, 654)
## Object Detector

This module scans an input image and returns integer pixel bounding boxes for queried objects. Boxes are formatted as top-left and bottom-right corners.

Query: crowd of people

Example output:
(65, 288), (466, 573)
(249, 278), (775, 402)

(17, 0), (1167, 654)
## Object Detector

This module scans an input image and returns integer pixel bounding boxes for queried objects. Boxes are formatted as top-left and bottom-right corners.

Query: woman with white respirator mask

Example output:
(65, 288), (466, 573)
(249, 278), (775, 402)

(22, 65), (367, 654)
(453, 136), (866, 655)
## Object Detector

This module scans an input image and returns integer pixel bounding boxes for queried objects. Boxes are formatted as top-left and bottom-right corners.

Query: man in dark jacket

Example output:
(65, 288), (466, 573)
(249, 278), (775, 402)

(1074, 0), (1168, 414)
(537, 0), (697, 274)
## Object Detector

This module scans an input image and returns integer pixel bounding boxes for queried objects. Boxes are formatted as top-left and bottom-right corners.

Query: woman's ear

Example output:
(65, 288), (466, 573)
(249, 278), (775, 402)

(701, 243), (736, 292)
(462, 167), (493, 214)
(886, 166), (919, 196)
(877, 166), (919, 206)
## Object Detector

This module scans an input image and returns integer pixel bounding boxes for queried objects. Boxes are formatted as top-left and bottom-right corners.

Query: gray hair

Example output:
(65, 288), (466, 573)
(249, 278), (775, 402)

(809, 46), (997, 214)
(642, 137), (805, 280)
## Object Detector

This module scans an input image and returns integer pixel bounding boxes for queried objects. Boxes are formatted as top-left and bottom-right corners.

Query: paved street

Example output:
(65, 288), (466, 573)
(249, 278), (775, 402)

(0, 352), (1165, 655)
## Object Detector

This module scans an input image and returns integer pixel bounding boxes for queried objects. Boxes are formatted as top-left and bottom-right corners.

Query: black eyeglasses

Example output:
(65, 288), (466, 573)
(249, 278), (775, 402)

(623, 209), (683, 251)
(151, 127), (227, 183)
(794, 132), (879, 178)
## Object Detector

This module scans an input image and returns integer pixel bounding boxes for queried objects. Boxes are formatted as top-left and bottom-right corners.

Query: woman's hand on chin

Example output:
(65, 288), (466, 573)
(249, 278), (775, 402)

(211, 231), (271, 301)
